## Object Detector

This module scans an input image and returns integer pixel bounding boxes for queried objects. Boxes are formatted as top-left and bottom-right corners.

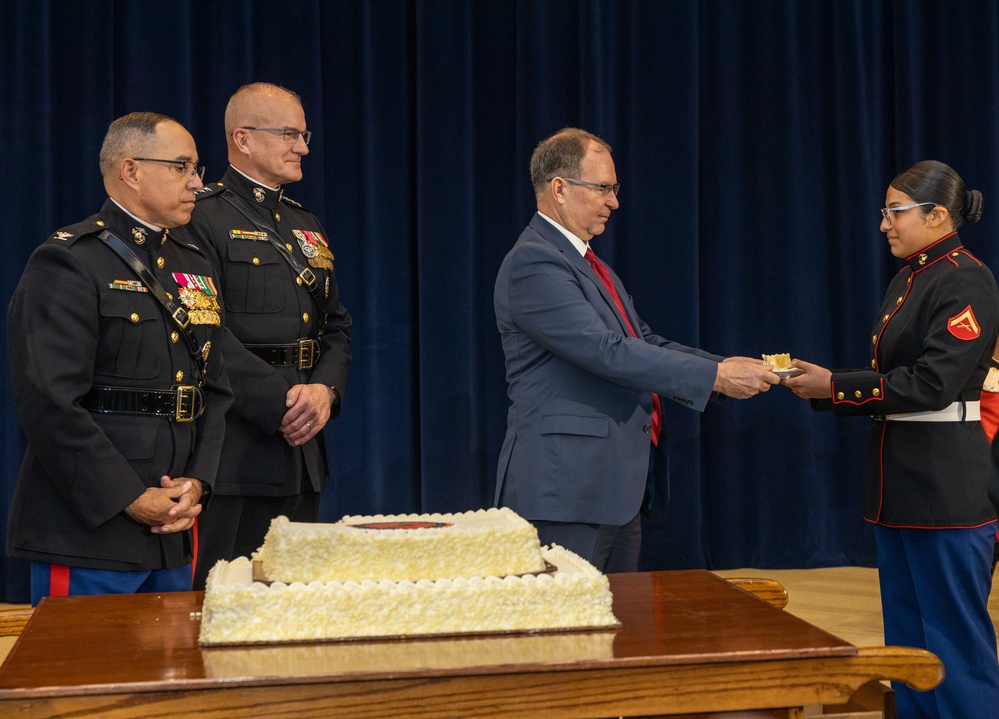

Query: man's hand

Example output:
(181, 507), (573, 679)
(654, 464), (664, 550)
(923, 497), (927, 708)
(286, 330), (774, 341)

(781, 360), (832, 399)
(280, 383), (336, 446)
(125, 476), (204, 534)
(713, 357), (780, 398)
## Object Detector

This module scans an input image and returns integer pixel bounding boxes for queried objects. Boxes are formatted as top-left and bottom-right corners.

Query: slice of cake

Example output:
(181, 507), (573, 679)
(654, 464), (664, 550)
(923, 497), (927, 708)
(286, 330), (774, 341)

(984, 366), (999, 393)
(198, 544), (619, 645)
(762, 352), (792, 370)
(254, 507), (547, 584)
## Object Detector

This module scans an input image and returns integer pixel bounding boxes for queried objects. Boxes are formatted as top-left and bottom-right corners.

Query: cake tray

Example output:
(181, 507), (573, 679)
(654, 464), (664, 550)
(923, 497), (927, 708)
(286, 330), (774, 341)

(197, 619), (621, 647)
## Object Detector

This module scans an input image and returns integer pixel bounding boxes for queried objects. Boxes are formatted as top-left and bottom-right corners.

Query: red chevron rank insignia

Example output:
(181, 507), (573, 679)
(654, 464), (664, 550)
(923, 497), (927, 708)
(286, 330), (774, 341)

(948, 305), (981, 340)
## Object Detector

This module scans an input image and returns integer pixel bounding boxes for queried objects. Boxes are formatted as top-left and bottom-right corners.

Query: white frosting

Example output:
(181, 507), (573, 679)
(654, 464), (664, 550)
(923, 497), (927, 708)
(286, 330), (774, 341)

(254, 507), (547, 583)
(199, 545), (619, 645)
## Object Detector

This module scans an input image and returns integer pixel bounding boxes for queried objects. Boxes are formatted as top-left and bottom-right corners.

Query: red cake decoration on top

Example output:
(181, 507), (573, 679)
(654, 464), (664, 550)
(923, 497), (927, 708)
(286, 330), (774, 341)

(349, 521), (453, 530)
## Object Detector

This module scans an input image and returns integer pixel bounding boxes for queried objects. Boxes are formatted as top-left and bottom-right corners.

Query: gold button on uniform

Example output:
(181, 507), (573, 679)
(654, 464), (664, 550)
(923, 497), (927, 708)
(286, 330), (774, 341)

(275, 213), (281, 222)
(836, 391), (845, 400)
(896, 296), (903, 305)
(296, 276), (303, 286)
(872, 335), (877, 344)
(171, 332), (180, 344)
(130, 313), (140, 323)
(854, 390), (863, 399)
(175, 371), (184, 382)
(302, 312), (310, 323)
(883, 314), (889, 323)
(252, 258), (260, 265)
(871, 359), (876, 368)
(873, 389), (880, 397)
(156, 257), (165, 269)
(286, 243), (294, 252)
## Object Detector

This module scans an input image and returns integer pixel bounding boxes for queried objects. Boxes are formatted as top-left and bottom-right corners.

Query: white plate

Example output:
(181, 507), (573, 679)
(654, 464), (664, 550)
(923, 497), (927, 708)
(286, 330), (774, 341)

(773, 367), (804, 379)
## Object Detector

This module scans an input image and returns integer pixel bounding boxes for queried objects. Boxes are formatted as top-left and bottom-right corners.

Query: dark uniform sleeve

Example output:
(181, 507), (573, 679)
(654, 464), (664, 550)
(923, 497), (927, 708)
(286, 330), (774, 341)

(8, 241), (148, 528)
(297, 223), (352, 417)
(824, 268), (999, 417)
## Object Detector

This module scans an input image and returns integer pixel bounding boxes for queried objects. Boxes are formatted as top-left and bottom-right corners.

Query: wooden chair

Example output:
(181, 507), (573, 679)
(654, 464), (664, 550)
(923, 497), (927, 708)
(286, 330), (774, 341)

(725, 576), (789, 609)
(0, 607), (34, 637)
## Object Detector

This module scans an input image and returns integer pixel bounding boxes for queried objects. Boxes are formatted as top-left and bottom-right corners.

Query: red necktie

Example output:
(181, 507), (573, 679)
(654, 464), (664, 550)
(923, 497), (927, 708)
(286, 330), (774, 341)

(585, 248), (663, 446)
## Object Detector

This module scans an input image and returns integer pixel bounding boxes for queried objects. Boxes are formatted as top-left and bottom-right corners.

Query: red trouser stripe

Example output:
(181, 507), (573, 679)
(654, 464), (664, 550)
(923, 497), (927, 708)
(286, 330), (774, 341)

(192, 517), (200, 583)
(49, 564), (70, 597)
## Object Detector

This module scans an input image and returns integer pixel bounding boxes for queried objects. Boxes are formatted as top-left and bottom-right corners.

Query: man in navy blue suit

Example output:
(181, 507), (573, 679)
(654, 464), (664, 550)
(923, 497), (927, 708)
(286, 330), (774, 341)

(494, 128), (778, 572)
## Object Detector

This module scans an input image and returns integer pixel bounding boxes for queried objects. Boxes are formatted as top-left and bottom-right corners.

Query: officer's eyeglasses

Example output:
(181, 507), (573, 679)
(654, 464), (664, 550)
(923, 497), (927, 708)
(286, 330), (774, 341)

(133, 158), (206, 180)
(241, 127), (312, 145)
(552, 177), (621, 198)
(880, 202), (935, 226)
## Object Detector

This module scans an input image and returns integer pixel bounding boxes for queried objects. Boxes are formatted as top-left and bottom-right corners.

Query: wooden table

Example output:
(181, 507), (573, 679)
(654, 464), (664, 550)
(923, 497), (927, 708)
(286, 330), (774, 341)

(0, 570), (941, 718)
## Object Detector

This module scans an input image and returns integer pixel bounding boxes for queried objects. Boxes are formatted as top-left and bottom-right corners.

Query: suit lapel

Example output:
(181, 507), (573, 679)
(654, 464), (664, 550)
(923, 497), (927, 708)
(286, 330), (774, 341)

(529, 213), (637, 337)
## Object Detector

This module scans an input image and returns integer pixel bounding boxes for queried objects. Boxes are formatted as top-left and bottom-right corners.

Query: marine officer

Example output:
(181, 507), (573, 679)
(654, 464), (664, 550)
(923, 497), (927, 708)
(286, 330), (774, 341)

(7, 111), (232, 603)
(183, 82), (352, 588)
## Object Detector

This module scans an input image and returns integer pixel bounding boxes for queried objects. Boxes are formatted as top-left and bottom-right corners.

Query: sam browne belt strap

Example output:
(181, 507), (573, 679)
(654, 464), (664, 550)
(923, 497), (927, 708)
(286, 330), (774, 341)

(99, 230), (210, 386)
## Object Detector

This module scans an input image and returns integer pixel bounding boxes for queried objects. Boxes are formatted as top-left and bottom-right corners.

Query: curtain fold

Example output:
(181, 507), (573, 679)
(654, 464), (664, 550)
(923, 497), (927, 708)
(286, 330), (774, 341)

(4, 0), (999, 601)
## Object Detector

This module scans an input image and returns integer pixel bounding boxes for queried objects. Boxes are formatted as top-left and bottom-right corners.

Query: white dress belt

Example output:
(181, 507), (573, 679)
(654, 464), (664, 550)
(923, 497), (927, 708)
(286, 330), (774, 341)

(885, 400), (981, 422)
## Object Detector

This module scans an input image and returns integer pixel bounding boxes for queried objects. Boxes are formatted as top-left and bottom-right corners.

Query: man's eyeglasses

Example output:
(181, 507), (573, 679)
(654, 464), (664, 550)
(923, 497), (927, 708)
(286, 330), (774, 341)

(880, 202), (935, 226)
(241, 127), (312, 145)
(133, 158), (206, 180)
(553, 177), (621, 197)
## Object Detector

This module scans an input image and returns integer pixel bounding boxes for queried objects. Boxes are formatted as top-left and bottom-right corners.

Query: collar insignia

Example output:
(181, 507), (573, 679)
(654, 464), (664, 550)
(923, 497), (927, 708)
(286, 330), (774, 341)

(253, 187), (266, 203)
(131, 226), (148, 244)
(54, 231), (73, 240)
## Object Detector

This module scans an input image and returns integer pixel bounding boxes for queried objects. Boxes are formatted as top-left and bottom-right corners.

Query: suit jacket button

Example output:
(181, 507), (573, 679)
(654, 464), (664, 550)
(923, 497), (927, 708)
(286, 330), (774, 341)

(643, 424), (651, 433)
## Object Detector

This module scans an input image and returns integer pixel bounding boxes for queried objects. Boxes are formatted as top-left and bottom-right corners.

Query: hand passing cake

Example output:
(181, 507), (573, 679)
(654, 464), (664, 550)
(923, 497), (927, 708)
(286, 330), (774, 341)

(198, 508), (620, 645)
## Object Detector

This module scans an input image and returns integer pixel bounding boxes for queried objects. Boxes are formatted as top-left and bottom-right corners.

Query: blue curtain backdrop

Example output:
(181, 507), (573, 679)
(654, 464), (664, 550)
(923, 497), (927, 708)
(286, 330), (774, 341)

(3, 0), (999, 601)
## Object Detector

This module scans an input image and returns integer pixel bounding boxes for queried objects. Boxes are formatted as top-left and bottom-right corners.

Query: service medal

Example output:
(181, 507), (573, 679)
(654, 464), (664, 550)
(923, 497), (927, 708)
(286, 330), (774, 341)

(173, 272), (221, 326)
(292, 229), (334, 270)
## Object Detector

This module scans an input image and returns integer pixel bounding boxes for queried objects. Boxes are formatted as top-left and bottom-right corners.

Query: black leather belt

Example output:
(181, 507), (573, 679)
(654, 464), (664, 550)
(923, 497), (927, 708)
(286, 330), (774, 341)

(81, 385), (204, 423)
(245, 339), (319, 369)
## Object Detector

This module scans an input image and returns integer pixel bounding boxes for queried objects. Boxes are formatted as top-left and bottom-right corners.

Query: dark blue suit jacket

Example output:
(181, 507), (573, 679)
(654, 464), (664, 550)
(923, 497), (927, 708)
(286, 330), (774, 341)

(494, 213), (721, 526)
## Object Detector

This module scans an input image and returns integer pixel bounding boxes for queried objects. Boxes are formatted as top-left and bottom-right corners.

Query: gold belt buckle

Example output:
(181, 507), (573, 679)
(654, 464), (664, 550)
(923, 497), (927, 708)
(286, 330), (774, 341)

(174, 385), (197, 422)
(297, 339), (315, 370)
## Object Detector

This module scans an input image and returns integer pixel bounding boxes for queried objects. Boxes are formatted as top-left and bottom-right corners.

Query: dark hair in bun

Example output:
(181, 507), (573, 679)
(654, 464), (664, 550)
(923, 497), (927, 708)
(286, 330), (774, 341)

(891, 160), (983, 228)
